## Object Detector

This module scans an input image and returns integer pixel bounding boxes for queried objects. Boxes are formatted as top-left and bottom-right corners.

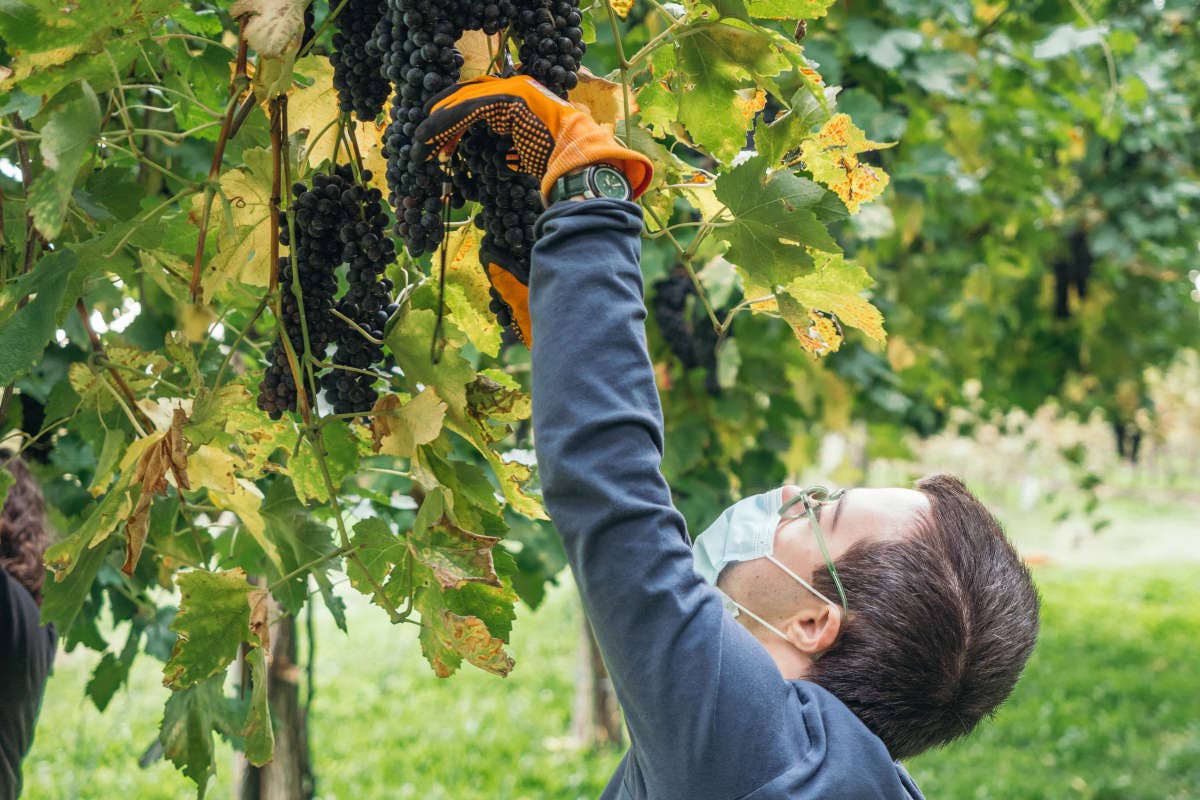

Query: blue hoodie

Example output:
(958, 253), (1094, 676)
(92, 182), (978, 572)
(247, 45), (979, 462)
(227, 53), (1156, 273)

(529, 198), (924, 800)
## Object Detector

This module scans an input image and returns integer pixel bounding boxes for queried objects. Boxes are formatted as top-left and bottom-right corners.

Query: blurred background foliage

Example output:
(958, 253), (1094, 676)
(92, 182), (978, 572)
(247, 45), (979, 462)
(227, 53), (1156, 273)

(605, 0), (1200, 530)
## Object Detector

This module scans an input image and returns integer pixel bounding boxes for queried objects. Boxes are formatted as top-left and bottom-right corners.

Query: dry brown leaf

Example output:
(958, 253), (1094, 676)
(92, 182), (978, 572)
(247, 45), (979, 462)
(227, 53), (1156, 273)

(248, 587), (271, 654)
(122, 409), (192, 575)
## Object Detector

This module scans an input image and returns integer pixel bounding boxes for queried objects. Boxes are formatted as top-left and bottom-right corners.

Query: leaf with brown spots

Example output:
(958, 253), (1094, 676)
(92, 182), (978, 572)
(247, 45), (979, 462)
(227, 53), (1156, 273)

(409, 492), (502, 590)
(416, 587), (514, 678)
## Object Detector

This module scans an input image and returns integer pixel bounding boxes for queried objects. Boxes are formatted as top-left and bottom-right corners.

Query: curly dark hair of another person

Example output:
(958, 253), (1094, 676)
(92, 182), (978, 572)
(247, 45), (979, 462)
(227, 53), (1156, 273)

(808, 473), (1041, 761)
(0, 452), (50, 607)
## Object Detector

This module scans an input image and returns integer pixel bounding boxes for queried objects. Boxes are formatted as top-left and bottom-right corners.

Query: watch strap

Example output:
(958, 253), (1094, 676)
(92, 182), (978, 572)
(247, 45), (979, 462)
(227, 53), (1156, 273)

(549, 169), (592, 204)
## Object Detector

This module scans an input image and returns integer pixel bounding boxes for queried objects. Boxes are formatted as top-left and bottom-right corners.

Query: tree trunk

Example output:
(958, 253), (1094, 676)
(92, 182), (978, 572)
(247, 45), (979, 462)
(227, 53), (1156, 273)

(570, 612), (623, 748)
(235, 611), (314, 800)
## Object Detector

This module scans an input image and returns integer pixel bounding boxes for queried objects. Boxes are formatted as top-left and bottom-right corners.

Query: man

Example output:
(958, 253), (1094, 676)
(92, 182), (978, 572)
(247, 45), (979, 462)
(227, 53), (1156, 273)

(416, 76), (1040, 799)
(0, 454), (56, 800)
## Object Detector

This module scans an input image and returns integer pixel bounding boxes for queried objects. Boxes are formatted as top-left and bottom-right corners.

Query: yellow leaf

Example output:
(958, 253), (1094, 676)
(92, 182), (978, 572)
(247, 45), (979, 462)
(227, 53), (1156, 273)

(799, 113), (895, 213)
(733, 88), (767, 130)
(231, 0), (308, 58)
(778, 252), (886, 349)
(457, 31), (500, 81)
(609, 0), (634, 19)
(569, 67), (630, 127)
(180, 304), (217, 343)
(192, 445), (281, 569)
(194, 149), (274, 294)
(432, 609), (515, 677)
(289, 56), (343, 168)
(435, 226), (502, 356)
(370, 389), (448, 458)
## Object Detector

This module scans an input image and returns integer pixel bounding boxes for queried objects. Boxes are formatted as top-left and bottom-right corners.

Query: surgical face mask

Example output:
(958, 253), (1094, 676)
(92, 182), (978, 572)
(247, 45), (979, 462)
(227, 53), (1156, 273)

(693, 486), (848, 644)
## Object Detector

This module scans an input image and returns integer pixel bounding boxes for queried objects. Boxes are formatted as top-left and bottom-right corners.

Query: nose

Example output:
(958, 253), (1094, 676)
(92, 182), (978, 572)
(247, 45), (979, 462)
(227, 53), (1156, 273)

(780, 484), (804, 510)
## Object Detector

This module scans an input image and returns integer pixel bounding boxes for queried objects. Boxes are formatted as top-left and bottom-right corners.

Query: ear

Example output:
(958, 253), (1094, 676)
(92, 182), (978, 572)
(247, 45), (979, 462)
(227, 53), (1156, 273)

(782, 602), (843, 657)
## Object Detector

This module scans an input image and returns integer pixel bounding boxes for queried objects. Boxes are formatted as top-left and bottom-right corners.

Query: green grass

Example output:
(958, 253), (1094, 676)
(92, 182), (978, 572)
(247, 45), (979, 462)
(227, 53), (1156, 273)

(24, 563), (1200, 799)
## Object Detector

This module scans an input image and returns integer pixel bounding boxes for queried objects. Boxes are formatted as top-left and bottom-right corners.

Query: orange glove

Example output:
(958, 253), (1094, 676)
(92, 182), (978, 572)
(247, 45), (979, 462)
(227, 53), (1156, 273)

(413, 75), (653, 203)
(481, 244), (532, 346)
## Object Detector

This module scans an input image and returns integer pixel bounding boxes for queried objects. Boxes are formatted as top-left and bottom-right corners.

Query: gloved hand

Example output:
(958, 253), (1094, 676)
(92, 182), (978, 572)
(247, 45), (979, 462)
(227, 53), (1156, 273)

(480, 244), (532, 346)
(413, 74), (653, 203)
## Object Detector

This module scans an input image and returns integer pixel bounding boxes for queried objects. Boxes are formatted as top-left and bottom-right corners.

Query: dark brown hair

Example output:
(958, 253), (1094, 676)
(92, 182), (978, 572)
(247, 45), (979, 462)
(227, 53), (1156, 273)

(808, 473), (1040, 760)
(1, 453), (50, 606)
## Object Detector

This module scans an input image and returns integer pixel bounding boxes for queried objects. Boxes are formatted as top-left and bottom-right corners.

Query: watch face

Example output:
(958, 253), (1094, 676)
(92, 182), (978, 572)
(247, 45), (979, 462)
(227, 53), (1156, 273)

(592, 167), (631, 199)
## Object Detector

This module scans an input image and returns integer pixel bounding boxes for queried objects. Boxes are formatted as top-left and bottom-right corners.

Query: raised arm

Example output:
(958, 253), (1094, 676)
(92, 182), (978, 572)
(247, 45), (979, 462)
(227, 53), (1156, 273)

(528, 198), (794, 798)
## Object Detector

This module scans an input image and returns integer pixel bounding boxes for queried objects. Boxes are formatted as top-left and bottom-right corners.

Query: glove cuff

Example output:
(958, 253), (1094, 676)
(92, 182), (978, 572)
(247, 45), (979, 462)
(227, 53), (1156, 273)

(541, 114), (654, 202)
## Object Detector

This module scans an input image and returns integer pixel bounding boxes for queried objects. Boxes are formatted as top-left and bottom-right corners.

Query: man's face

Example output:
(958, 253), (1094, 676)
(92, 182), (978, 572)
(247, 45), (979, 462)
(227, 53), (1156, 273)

(719, 486), (930, 625)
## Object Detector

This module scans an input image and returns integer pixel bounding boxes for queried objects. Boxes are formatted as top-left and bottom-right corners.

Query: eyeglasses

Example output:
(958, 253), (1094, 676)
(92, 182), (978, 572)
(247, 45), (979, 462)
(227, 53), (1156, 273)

(778, 485), (849, 613)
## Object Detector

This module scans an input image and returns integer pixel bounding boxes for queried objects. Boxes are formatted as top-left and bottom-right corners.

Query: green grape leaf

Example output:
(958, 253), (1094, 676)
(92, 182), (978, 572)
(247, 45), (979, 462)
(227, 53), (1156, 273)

(385, 308), (476, 420)
(242, 645), (274, 766)
(261, 480), (341, 616)
(40, 538), (114, 632)
(205, 382), (299, 477)
(416, 586), (514, 678)
(714, 154), (837, 297)
(0, 0), (175, 91)
(0, 251), (78, 384)
(290, 422), (361, 504)
(158, 675), (242, 798)
(27, 81), (102, 238)
(86, 624), (141, 712)
(755, 86), (831, 167)
(443, 579), (519, 643)
(346, 517), (406, 597)
(163, 568), (257, 689)
(676, 19), (792, 161)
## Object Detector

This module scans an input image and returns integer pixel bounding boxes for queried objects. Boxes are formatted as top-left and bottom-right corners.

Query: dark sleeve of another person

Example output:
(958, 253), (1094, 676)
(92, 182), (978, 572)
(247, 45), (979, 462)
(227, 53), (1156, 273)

(0, 567), (56, 800)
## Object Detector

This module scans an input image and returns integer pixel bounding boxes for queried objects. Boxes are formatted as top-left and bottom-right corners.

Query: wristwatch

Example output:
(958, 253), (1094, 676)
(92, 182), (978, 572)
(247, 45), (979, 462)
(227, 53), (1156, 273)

(547, 163), (632, 205)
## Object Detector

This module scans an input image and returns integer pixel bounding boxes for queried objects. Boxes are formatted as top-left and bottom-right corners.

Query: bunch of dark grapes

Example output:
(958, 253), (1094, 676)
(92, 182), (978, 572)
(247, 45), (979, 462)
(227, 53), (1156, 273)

(258, 167), (397, 419)
(320, 169), (400, 415)
(510, 0), (585, 96)
(379, 0), (470, 256)
(258, 177), (348, 419)
(331, 0), (392, 121)
(651, 269), (727, 395)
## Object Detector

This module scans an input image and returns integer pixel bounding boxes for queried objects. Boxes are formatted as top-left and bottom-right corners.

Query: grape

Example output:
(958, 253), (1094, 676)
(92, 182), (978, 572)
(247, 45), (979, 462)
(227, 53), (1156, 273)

(651, 268), (728, 396)
(509, 0), (585, 96)
(332, 0), (392, 121)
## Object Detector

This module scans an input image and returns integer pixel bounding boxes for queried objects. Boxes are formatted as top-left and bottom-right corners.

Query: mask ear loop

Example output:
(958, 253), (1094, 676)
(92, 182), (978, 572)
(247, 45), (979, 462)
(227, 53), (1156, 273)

(779, 487), (849, 613)
(717, 590), (793, 643)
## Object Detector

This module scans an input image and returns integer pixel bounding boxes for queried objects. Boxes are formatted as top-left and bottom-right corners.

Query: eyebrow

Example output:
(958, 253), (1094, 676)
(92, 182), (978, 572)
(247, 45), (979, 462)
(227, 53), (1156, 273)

(819, 490), (849, 534)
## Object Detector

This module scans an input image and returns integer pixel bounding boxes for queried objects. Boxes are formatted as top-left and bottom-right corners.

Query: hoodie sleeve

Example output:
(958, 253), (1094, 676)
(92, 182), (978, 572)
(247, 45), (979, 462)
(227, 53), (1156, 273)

(528, 198), (797, 800)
